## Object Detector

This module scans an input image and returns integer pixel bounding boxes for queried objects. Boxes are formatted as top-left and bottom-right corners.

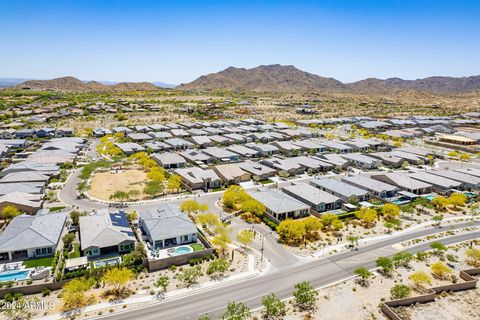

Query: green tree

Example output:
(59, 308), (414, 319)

(465, 247), (480, 267)
(277, 219), (306, 245)
(1, 205), (21, 223)
(261, 293), (286, 319)
(448, 193), (467, 208)
(353, 267), (373, 286)
(293, 281), (319, 311)
(430, 241), (447, 255)
(178, 265), (203, 287)
(221, 301), (251, 320)
(376, 256), (394, 276)
(62, 233), (75, 249)
(222, 185), (249, 209)
(144, 180), (164, 197)
(381, 203), (401, 221)
(408, 271), (432, 290)
(432, 196), (448, 210)
(302, 216), (323, 239)
(61, 277), (96, 311)
(390, 284), (411, 299)
(197, 212), (220, 230)
(392, 252), (413, 268)
(236, 230), (254, 248)
(110, 190), (129, 201)
(180, 199), (208, 215)
(207, 259), (230, 277)
(70, 210), (86, 226)
(102, 267), (134, 296)
(167, 174), (182, 192)
(241, 198), (265, 216)
(212, 224), (232, 253)
(154, 276), (169, 293)
(355, 208), (377, 228)
(431, 261), (452, 279)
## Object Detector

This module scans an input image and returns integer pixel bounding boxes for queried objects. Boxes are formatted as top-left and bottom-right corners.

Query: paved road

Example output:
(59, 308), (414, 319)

(100, 226), (479, 320)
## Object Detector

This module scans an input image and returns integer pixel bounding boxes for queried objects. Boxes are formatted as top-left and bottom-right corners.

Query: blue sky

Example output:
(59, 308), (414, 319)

(1, 0), (479, 84)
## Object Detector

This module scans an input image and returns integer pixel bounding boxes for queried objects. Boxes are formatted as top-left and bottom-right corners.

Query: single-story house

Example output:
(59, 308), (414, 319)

(174, 167), (222, 191)
(213, 164), (251, 184)
(408, 172), (463, 191)
(115, 142), (146, 155)
(0, 211), (67, 261)
(245, 143), (279, 156)
(282, 183), (342, 213)
(79, 209), (136, 258)
(248, 189), (310, 222)
(261, 157), (305, 177)
(310, 178), (370, 203)
(371, 173), (432, 195)
(179, 150), (215, 165)
(164, 138), (194, 150)
(340, 153), (382, 170)
(226, 145), (260, 158)
(238, 161), (277, 181)
(0, 192), (43, 213)
(152, 152), (187, 169)
(429, 170), (480, 190)
(138, 204), (197, 250)
(342, 175), (398, 199)
(202, 147), (240, 162)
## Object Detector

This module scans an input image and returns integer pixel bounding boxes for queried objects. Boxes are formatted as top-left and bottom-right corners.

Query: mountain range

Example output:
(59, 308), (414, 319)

(3, 65), (480, 94)
(179, 64), (480, 94)
(0, 77), (176, 91)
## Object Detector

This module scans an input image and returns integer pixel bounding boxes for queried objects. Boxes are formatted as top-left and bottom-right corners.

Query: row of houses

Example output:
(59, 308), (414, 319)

(248, 165), (480, 223)
(0, 127), (74, 139)
(0, 204), (198, 263)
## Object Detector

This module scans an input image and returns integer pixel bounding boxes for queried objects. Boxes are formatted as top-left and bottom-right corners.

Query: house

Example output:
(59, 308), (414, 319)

(340, 153), (381, 169)
(438, 134), (477, 146)
(223, 133), (252, 144)
(245, 143), (279, 156)
(369, 152), (404, 168)
(261, 157), (305, 177)
(395, 146), (434, 158)
(282, 183), (342, 213)
(138, 204), (197, 250)
(429, 170), (480, 190)
(0, 183), (44, 196)
(151, 152), (186, 169)
(127, 133), (153, 142)
(93, 128), (112, 137)
(148, 131), (173, 140)
(391, 150), (425, 165)
(226, 145), (260, 158)
(36, 128), (56, 138)
(164, 138), (194, 150)
(179, 150), (214, 165)
(292, 140), (326, 153)
(170, 129), (191, 137)
(317, 153), (350, 170)
(248, 189), (310, 222)
(175, 167), (222, 191)
(202, 147), (240, 162)
(408, 172), (463, 192)
(289, 156), (334, 173)
(115, 142), (146, 155)
(112, 126), (133, 134)
(208, 135), (233, 145)
(0, 171), (50, 184)
(371, 173), (432, 195)
(213, 164), (251, 184)
(144, 141), (172, 152)
(0, 211), (67, 261)
(56, 128), (74, 137)
(238, 161), (277, 181)
(0, 192), (43, 214)
(454, 167), (480, 178)
(189, 136), (214, 148)
(313, 139), (352, 153)
(1, 161), (60, 176)
(270, 141), (302, 156)
(342, 175), (398, 199)
(310, 178), (370, 203)
(79, 209), (136, 258)
(15, 129), (36, 139)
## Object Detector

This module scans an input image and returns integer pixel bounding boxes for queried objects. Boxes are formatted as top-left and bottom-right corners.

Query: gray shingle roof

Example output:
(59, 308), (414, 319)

(139, 204), (196, 240)
(0, 212), (66, 251)
(249, 189), (310, 214)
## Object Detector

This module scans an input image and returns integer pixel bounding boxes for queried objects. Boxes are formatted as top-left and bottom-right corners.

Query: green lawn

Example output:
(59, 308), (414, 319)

(68, 243), (80, 259)
(258, 179), (273, 185)
(190, 243), (204, 252)
(23, 256), (54, 268)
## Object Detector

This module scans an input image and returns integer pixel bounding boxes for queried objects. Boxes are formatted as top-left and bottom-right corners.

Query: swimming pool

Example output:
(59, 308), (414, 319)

(94, 257), (122, 268)
(464, 192), (476, 198)
(171, 246), (193, 256)
(0, 270), (30, 282)
(423, 195), (435, 201)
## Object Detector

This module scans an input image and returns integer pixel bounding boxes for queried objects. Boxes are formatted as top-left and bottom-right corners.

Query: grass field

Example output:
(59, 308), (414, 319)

(89, 169), (147, 201)
(23, 257), (54, 268)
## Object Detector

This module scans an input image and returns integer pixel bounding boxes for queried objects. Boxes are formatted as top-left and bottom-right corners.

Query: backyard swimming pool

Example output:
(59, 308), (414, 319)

(94, 256), (122, 268)
(0, 270), (30, 282)
(171, 246), (194, 256)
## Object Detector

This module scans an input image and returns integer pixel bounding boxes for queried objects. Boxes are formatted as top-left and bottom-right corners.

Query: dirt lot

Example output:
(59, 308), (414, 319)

(89, 169), (147, 201)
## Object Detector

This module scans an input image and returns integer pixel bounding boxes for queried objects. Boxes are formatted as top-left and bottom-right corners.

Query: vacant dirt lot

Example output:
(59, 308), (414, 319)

(89, 169), (147, 201)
